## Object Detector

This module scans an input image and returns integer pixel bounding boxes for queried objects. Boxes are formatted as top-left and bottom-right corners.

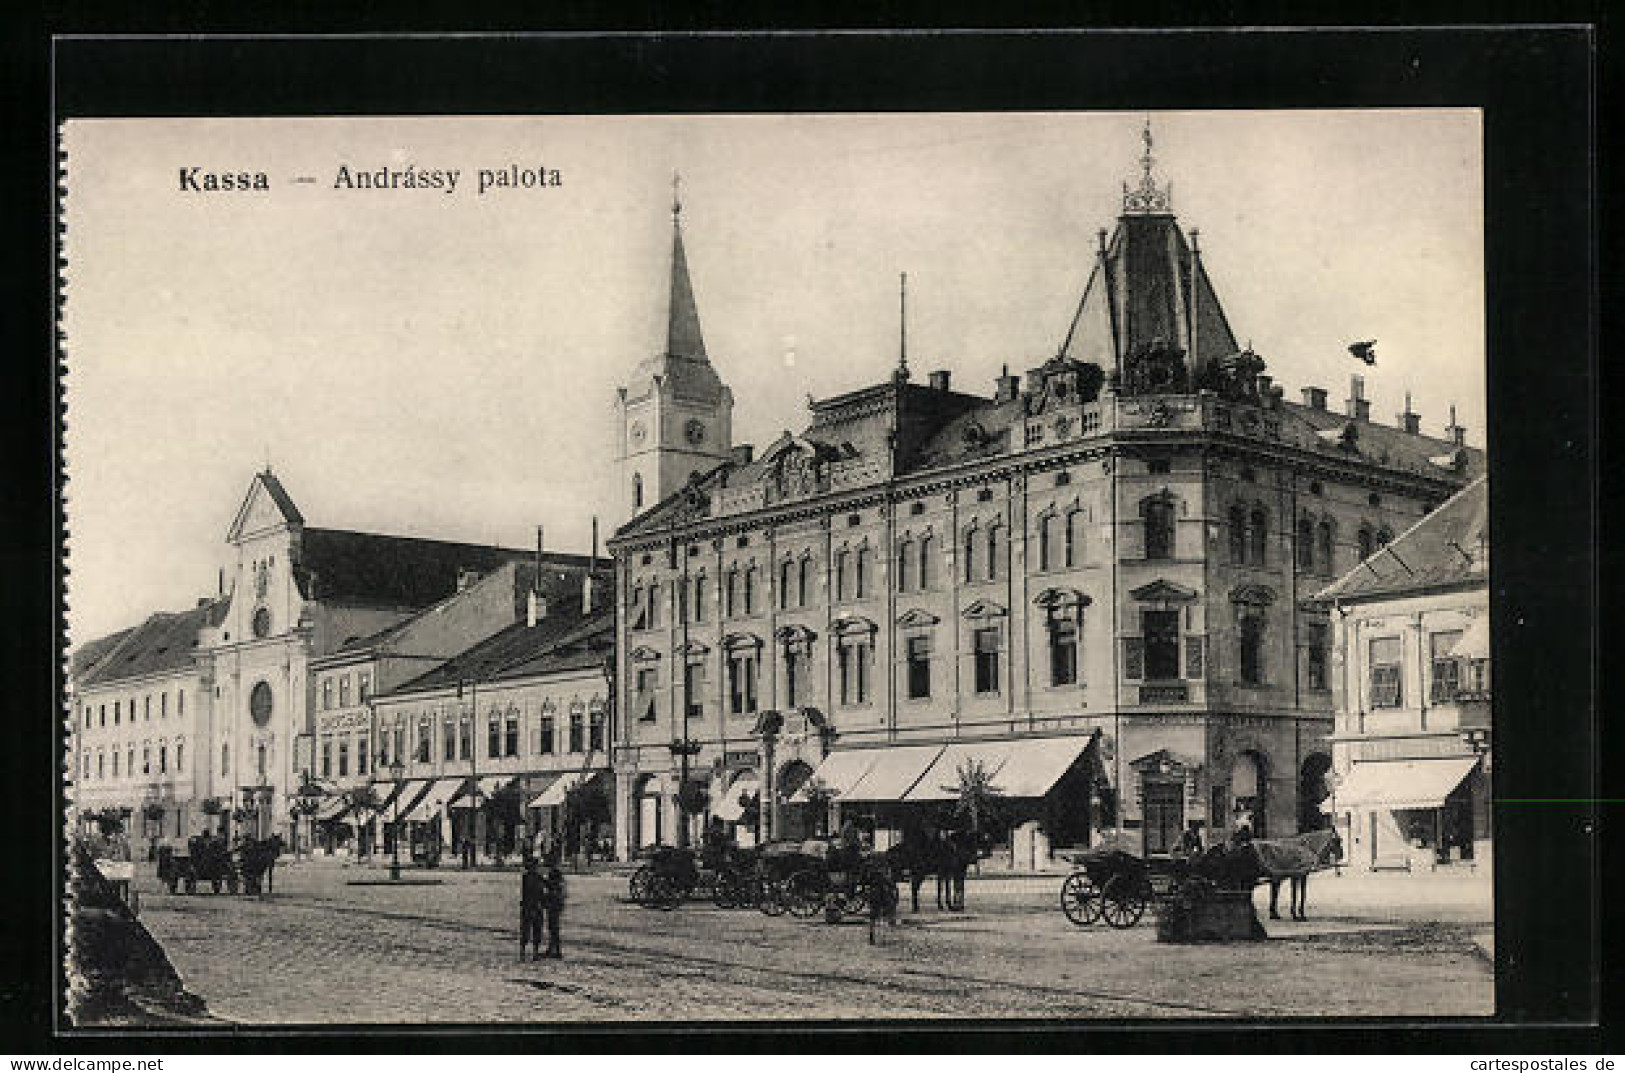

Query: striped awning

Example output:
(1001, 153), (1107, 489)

(449, 774), (517, 809)
(529, 771), (599, 809)
(313, 796), (350, 822)
(713, 776), (760, 822)
(791, 750), (880, 802)
(841, 745), (945, 802)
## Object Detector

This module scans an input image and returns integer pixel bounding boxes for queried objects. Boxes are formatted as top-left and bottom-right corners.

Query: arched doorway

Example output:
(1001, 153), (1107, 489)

(1230, 751), (1269, 838)
(1298, 752), (1333, 832)
(633, 774), (663, 851)
(777, 759), (816, 841)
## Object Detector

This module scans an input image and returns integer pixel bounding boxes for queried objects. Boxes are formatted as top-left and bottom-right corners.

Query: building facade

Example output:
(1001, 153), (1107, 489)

(608, 139), (1485, 862)
(1314, 477), (1491, 871)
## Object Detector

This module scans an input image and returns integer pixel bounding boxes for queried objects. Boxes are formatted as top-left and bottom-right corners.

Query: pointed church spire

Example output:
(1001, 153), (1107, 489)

(894, 271), (911, 383)
(1123, 116), (1172, 215)
(666, 170), (708, 362)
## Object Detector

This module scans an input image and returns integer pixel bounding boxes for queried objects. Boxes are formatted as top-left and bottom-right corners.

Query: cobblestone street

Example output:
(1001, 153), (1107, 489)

(127, 858), (1494, 1024)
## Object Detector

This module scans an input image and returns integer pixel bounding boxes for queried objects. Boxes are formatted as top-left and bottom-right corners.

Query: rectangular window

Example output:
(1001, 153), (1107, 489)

(321, 737), (332, 778)
(339, 675), (351, 707)
(1306, 624), (1330, 691)
(358, 672), (371, 701)
(338, 738), (350, 777)
(1430, 631), (1464, 702)
(161, 692), (167, 718)
(693, 576), (707, 622)
(395, 725), (406, 766)
(685, 660), (707, 720)
(459, 719), (471, 761)
(159, 744), (168, 774)
(178, 690), (185, 716)
(906, 636), (932, 700)
(569, 713), (585, 753)
(539, 715), (556, 754)
(728, 654), (758, 715)
(114, 701), (120, 725)
(648, 582), (662, 628)
(589, 709), (605, 752)
(785, 648), (808, 708)
(358, 736), (369, 776)
(1050, 615), (1078, 686)
(505, 713), (520, 757)
(636, 668), (659, 722)
(1144, 610), (1181, 680)
(143, 746), (151, 774)
(322, 679), (333, 710)
(416, 719), (431, 763)
(974, 627), (1001, 694)
(855, 641), (872, 703)
(1369, 637), (1403, 708)
(487, 718), (501, 759)
(99, 704), (105, 727)
(144, 696), (150, 720)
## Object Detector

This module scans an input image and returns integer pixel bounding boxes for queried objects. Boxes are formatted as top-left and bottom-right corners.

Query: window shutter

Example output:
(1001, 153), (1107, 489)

(1124, 638), (1145, 680)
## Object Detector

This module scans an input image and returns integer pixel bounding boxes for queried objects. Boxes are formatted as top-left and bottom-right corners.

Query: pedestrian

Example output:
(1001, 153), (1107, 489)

(541, 851), (565, 959)
(519, 854), (546, 961)
(1176, 823), (1204, 858)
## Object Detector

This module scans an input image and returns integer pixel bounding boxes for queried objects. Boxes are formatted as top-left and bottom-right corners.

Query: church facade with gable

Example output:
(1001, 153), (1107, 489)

(607, 133), (1485, 863)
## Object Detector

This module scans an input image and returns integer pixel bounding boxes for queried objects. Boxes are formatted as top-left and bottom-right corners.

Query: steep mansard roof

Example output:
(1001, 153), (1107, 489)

(1315, 476), (1489, 603)
(383, 600), (614, 697)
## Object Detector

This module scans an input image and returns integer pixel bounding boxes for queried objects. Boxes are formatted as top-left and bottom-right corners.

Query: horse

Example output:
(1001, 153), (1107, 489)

(885, 827), (982, 913)
(1243, 829), (1343, 921)
(238, 835), (285, 896)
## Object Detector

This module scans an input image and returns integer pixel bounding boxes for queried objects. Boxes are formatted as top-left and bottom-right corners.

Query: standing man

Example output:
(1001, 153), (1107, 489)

(519, 855), (546, 961)
(541, 851), (565, 959)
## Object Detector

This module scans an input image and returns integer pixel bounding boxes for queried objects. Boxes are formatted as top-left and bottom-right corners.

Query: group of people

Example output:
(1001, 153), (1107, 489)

(518, 852), (566, 961)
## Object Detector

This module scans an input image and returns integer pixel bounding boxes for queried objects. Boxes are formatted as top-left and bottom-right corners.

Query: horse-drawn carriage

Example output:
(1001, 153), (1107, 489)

(156, 834), (283, 896)
(1059, 829), (1342, 931)
(753, 837), (898, 923)
(628, 844), (755, 910)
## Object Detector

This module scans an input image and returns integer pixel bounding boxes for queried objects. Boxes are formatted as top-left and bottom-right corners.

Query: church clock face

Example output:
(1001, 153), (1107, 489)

(252, 606), (271, 639)
(684, 418), (706, 446)
(630, 420), (648, 447)
(249, 681), (273, 728)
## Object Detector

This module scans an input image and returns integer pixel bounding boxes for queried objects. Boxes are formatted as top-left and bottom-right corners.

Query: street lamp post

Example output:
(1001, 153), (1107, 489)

(388, 756), (405, 881)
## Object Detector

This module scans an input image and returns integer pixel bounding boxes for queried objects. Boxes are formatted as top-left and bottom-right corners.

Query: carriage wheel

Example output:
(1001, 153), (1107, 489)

(647, 873), (682, 911)
(758, 879), (786, 917)
(1060, 872), (1103, 927)
(1100, 874), (1148, 929)
(628, 866), (651, 905)
(785, 871), (827, 919)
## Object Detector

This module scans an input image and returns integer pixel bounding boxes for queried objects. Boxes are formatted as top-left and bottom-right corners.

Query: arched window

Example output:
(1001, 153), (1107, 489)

(897, 538), (914, 594)
(175, 739), (185, 775)
(1228, 503), (1248, 564)
(834, 550), (850, 602)
(1248, 506), (1269, 565)
(745, 564), (758, 613)
(1296, 516), (1315, 571)
(855, 546), (873, 598)
(779, 559), (794, 609)
(1143, 496), (1176, 561)
(111, 749), (118, 777)
(1039, 513), (1059, 571)
(648, 581), (662, 627)
(1066, 508), (1086, 568)
(798, 556), (813, 606)
(693, 571), (707, 622)
(963, 527), (978, 583)
(1239, 611), (1266, 685)
(1357, 525), (1375, 561)
(726, 566), (740, 616)
(1317, 518), (1336, 574)
(632, 472), (644, 510)
(987, 522), (1005, 580)
(918, 533), (934, 590)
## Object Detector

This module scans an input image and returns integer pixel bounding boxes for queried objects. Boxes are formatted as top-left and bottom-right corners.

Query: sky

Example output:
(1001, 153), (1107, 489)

(62, 110), (1484, 645)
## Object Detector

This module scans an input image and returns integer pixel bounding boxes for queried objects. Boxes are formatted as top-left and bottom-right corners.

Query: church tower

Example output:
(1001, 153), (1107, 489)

(614, 175), (734, 525)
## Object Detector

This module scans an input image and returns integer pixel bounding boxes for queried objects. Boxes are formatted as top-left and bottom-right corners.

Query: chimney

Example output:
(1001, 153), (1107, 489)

(526, 589), (542, 628)
(1301, 386), (1328, 411)
(1397, 392), (1421, 434)
(1445, 404), (1466, 446)
(218, 567), (224, 595)
(730, 444), (754, 466)
(995, 363), (1021, 403)
(1346, 375), (1370, 422)
(928, 370), (952, 392)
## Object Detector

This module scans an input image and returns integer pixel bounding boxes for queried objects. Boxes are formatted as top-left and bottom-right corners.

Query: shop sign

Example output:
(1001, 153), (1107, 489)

(317, 709), (371, 734)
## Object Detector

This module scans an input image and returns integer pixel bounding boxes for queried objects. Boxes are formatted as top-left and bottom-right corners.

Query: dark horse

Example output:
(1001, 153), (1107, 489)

(238, 834), (285, 896)
(1242, 829), (1343, 921)
(886, 827), (983, 912)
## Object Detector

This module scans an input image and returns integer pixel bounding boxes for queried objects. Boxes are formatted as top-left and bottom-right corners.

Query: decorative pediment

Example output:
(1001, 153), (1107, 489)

(1229, 583), (1277, 607)
(1032, 587), (1092, 610)
(676, 640), (711, 656)
(895, 608), (941, 629)
(773, 624), (818, 645)
(1130, 748), (1201, 776)
(832, 615), (878, 637)
(961, 599), (1008, 619)
(629, 645), (664, 663)
(226, 471), (304, 543)
(721, 632), (763, 651)
(1128, 579), (1199, 604)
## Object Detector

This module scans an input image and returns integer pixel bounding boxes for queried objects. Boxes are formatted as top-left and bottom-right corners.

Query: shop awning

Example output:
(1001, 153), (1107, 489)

(449, 774), (517, 808)
(904, 741), (1017, 802)
(529, 771), (599, 809)
(713, 776), (760, 822)
(1450, 617), (1490, 660)
(523, 774), (563, 810)
(840, 745), (945, 802)
(368, 782), (402, 813)
(1332, 757), (1480, 811)
(400, 779), (460, 822)
(991, 735), (1099, 798)
(313, 796), (350, 822)
(791, 749), (881, 802)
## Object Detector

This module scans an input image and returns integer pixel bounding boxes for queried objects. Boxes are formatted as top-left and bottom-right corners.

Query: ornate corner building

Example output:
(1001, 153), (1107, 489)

(607, 130), (1485, 862)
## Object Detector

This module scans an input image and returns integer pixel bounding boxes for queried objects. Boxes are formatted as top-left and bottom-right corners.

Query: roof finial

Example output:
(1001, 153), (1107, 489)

(895, 271), (911, 383)
(671, 170), (682, 224)
(1123, 116), (1172, 215)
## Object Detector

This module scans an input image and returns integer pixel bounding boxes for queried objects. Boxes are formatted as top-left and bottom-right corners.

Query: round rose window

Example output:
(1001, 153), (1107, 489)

(249, 681), (273, 727)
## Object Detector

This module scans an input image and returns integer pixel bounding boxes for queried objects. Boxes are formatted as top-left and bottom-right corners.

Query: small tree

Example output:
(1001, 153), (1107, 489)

(563, 783), (611, 857)
(949, 759), (1004, 845)
(345, 785), (380, 856)
(90, 807), (125, 838)
(799, 778), (836, 836)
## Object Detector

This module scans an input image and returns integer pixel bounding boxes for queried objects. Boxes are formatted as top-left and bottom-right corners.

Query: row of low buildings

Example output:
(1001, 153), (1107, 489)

(68, 133), (1493, 871)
